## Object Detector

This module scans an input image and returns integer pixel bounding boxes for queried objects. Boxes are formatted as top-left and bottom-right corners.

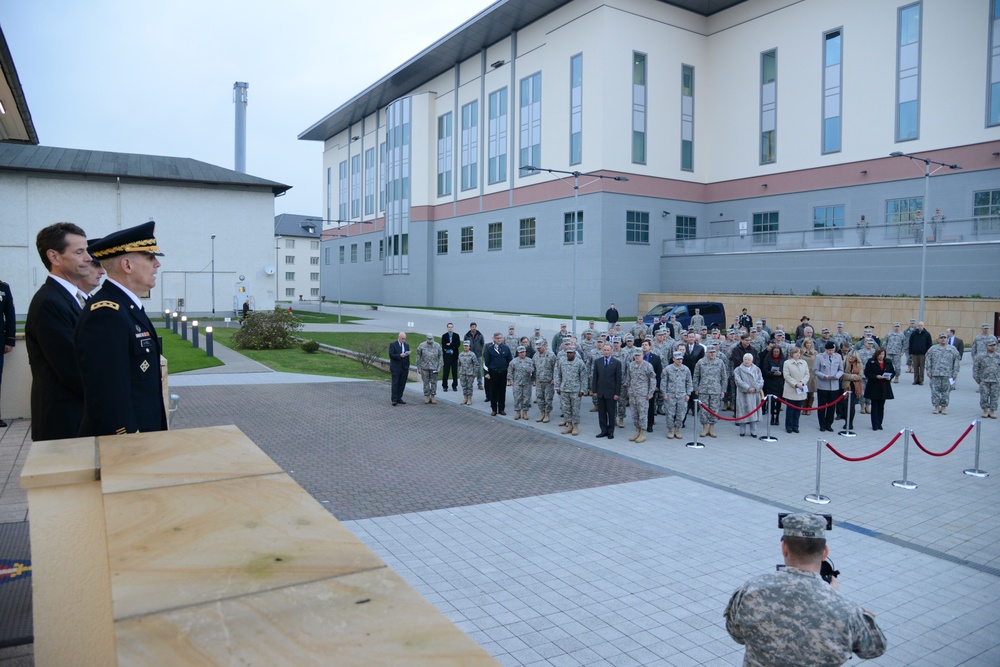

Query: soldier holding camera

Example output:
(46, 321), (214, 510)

(724, 513), (886, 666)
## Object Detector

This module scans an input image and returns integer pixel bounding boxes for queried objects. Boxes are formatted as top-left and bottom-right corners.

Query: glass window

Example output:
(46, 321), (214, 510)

(632, 52), (647, 164)
(285, 238), (295, 249)
(760, 50), (777, 164)
(563, 211), (583, 244)
(519, 217), (536, 248)
(350, 154), (361, 218)
(379, 142), (387, 211)
(384, 97), (411, 275)
(324, 247), (331, 265)
(310, 256), (319, 265)
(625, 211), (649, 244)
(461, 226), (474, 253)
(285, 255), (295, 264)
(813, 205), (845, 240)
(488, 222), (502, 251)
(676, 215), (696, 243)
(823, 29), (843, 153)
(338, 161), (348, 220)
(884, 197), (924, 239)
(364, 147), (376, 215)
(973, 189), (1000, 234)
(488, 88), (508, 183)
(310, 272), (319, 281)
(379, 239), (384, 260)
(437, 112), (453, 196)
(681, 65), (694, 171)
(326, 167), (332, 222)
(519, 72), (542, 176)
(896, 3), (921, 141)
(285, 288), (295, 297)
(461, 101), (478, 191)
(364, 241), (372, 261)
(310, 288), (319, 297)
(989, 0), (1000, 125)
(350, 244), (357, 263)
(570, 54), (583, 165)
(437, 230), (448, 255)
(339, 246), (344, 264)
(752, 211), (779, 246)
(285, 272), (295, 281)
(310, 241), (319, 250)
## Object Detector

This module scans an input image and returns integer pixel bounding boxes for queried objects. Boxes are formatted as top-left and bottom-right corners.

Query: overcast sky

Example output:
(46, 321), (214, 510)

(0, 0), (496, 216)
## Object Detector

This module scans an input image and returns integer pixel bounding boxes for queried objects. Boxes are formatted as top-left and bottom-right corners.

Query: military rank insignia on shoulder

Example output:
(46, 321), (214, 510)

(90, 300), (120, 311)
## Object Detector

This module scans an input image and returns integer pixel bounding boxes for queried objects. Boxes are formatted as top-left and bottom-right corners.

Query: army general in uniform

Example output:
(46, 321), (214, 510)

(75, 221), (167, 436)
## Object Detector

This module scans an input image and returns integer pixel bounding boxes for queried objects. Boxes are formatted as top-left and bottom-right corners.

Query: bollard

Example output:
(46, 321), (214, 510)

(892, 427), (918, 489)
(964, 419), (990, 478)
(172, 312), (179, 335)
(685, 399), (705, 449)
(180, 316), (188, 342)
(191, 321), (199, 349)
(838, 391), (856, 437)
(205, 326), (214, 358)
(759, 395), (778, 442)
(805, 438), (831, 504)
(164, 309), (172, 330)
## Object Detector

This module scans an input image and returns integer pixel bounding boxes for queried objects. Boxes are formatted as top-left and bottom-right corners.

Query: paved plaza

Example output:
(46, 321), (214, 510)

(1, 304), (998, 665)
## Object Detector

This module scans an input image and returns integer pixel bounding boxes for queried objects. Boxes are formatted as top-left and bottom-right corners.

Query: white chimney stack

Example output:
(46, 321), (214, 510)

(233, 81), (249, 173)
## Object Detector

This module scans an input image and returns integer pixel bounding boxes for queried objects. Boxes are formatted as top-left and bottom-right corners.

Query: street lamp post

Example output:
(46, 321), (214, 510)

(523, 167), (628, 334)
(304, 218), (374, 324)
(210, 234), (216, 316)
(275, 235), (281, 307)
(888, 152), (962, 321)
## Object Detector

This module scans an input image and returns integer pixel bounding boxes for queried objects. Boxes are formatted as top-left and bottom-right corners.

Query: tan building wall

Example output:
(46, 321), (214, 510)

(638, 293), (1000, 340)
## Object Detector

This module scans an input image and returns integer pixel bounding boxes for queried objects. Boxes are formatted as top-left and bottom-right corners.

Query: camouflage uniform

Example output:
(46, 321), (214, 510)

(625, 357), (656, 431)
(972, 331), (998, 362)
(753, 329), (770, 353)
(689, 314), (705, 330)
(883, 329), (905, 380)
(832, 329), (853, 351)
(504, 331), (520, 353)
(855, 343), (876, 408)
(660, 360), (693, 433)
(903, 322), (917, 369)
(973, 348), (999, 414)
(694, 353), (728, 427)
(458, 347), (478, 397)
(630, 321), (648, 340)
(533, 349), (557, 419)
(554, 354), (588, 425)
(416, 338), (443, 399)
(615, 345), (631, 425)
(507, 352), (536, 413)
(927, 341), (961, 409)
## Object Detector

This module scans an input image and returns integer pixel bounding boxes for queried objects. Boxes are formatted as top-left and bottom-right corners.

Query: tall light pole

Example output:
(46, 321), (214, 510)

(888, 152), (962, 321)
(523, 167), (628, 334)
(210, 234), (216, 316)
(303, 218), (374, 324)
(275, 235), (281, 305)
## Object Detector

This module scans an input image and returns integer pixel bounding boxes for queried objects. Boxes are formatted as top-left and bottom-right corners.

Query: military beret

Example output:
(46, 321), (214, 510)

(516, 345), (526, 352)
(782, 513), (826, 539)
(88, 220), (164, 259)
(825, 341), (836, 350)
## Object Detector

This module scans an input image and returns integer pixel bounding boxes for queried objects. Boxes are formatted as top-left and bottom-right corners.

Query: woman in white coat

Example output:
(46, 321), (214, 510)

(782, 346), (810, 433)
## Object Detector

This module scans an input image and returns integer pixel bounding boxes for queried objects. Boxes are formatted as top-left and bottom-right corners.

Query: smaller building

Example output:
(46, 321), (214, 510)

(274, 214), (323, 303)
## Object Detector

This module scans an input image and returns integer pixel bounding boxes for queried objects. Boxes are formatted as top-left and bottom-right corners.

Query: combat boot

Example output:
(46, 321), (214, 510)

(430, 396), (437, 404)
(561, 424), (573, 435)
(665, 427), (673, 439)
(635, 429), (646, 443)
(983, 409), (990, 418)
(700, 424), (710, 437)
(536, 412), (545, 422)
(933, 405), (940, 414)
(709, 424), (717, 438)
(617, 418), (624, 429)
(590, 405), (599, 412)
(542, 413), (550, 423)
(514, 410), (521, 420)
(424, 397), (431, 404)
(893, 376), (899, 384)
(990, 410), (997, 419)
(629, 429), (640, 442)
(571, 424), (579, 436)
(558, 418), (567, 427)
(941, 406), (947, 415)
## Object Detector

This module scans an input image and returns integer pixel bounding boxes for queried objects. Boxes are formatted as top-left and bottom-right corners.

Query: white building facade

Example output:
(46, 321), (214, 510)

(274, 214), (323, 304)
(302, 0), (1000, 317)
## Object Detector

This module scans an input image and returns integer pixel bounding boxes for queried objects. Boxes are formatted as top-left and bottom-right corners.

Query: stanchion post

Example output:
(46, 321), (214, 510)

(191, 321), (199, 349)
(759, 395), (778, 442)
(964, 419), (990, 478)
(805, 438), (831, 504)
(180, 316), (188, 341)
(838, 391), (856, 437)
(205, 326), (214, 358)
(686, 399), (705, 449)
(171, 312), (179, 335)
(164, 309), (172, 330)
(892, 427), (918, 489)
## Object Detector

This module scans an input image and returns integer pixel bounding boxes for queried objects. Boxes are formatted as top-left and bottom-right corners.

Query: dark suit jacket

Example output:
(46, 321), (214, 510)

(0, 280), (13, 350)
(25, 277), (86, 441)
(483, 343), (512, 373)
(389, 340), (410, 371)
(75, 281), (166, 436)
(441, 331), (461, 357)
(592, 355), (622, 399)
(863, 358), (896, 401)
(949, 337), (964, 359)
(645, 352), (663, 391)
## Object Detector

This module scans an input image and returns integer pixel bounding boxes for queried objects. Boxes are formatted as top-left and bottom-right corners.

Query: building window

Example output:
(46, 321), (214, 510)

(310, 288), (319, 297)
(350, 154), (361, 218)
(324, 247), (331, 265)
(885, 197), (924, 239)
(326, 167), (332, 222)
(625, 211), (649, 244)
(563, 211), (583, 244)
(752, 212), (779, 246)
(310, 272), (320, 281)
(350, 244), (358, 263)
(461, 101), (478, 191)
(461, 226), (474, 253)
(285, 238), (295, 249)
(379, 141), (387, 211)
(519, 72), (541, 175)
(310, 256), (319, 265)
(519, 217), (536, 248)
(285, 288), (295, 297)
(379, 239), (384, 260)
(364, 241), (372, 261)
(570, 54), (583, 165)
(896, 3), (921, 141)
(488, 222), (502, 251)
(311, 241), (320, 250)
(990, 1), (1000, 126)
(632, 52), (646, 164)
(813, 205), (845, 240)
(681, 64), (694, 171)
(760, 49), (777, 164)
(437, 112), (453, 196)
(338, 161), (348, 220)
(285, 255), (295, 264)
(974, 189), (1000, 234)
(823, 29), (843, 153)
(488, 88), (507, 184)
(285, 272), (295, 281)
(384, 97), (411, 275)
(364, 147), (376, 215)
(676, 215), (696, 244)
(437, 230), (448, 255)
(339, 247), (344, 264)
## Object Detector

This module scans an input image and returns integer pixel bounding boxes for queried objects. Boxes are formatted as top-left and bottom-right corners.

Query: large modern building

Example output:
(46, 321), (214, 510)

(301, 0), (1000, 318)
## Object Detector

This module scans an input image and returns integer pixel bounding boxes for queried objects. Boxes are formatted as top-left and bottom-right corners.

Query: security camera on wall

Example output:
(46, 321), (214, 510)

(264, 265), (276, 275)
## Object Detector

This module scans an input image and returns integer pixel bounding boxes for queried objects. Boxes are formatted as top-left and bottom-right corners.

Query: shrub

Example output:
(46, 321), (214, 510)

(232, 308), (303, 350)
(301, 339), (320, 354)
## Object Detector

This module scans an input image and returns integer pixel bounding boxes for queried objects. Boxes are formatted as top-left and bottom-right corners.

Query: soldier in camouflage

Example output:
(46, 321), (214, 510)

(533, 340), (557, 423)
(416, 334), (443, 404)
(725, 513), (887, 667)
(503, 325), (520, 356)
(902, 319), (917, 372)
(554, 346), (588, 436)
(654, 330), (672, 414)
(752, 323), (769, 353)
(883, 322), (905, 384)
(831, 322), (853, 352)
(457, 340), (477, 405)
(773, 331), (794, 359)
(971, 323), (998, 394)
(973, 340), (999, 418)
(689, 308), (705, 331)
(612, 337), (630, 428)
(694, 345), (728, 437)
(855, 337), (877, 414)
(625, 349), (656, 443)
(629, 317), (648, 341)
(507, 345), (536, 420)
(660, 350), (692, 439)
(927, 332), (961, 414)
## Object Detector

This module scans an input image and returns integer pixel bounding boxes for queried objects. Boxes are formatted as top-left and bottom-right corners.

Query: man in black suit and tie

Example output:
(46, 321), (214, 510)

(25, 222), (93, 440)
(440, 322), (461, 392)
(592, 343), (622, 438)
(389, 331), (410, 405)
(683, 331), (705, 418)
(947, 328), (964, 359)
(641, 340), (663, 433)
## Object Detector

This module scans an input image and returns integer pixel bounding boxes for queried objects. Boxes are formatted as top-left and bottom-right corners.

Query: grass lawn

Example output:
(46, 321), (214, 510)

(291, 311), (368, 325)
(211, 328), (389, 380)
(296, 331), (399, 351)
(161, 331), (224, 373)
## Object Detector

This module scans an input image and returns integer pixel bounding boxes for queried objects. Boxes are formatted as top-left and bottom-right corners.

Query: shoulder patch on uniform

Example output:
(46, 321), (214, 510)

(90, 300), (120, 311)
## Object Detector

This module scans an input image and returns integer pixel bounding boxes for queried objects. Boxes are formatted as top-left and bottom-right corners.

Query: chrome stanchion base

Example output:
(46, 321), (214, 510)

(892, 479), (918, 489)
(838, 428), (857, 437)
(685, 439), (705, 449)
(963, 468), (990, 478)
(804, 493), (830, 505)
(758, 434), (778, 442)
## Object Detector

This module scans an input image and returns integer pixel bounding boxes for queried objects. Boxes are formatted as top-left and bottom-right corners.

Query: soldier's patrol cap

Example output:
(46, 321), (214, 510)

(837, 322), (845, 327)
(584, 330), (593, 336)
(939, 332), (948, 339)
(707, 345), (718, 352)
(589, 320), (595, 324)
(761, 318), (767, 322)
(988, 340), (997, 346)
(534, 325), (541, 331)
(673, 351), (684, 359)
(983, 323), (991, 329)
(632, 349), (643, 356)
(509, 324), (515, 329)
(781, 513), (826, 540)
(87, 220), (164, 259)
(909, 319), (916, 323)
(625, 334), (634, 341)
(517, 345), (526, 353)
(463, 340), (470, 347)
(755, 321), (762, 326)
(561, 323), (568, 328)
(821, 327), (830, 333)
(893, 322), (901, 326)
(426, 333), (434, 340)
(566, 345), (576, 353)
(775, 331), (785, 337)
(711, 327), (720, 333)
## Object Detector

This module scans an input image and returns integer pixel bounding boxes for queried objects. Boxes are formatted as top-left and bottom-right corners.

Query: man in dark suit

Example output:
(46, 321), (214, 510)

(947, 328), (964, 359)
(483, 332), (513, 416)
(24, 222), (93, 439)
(389, 331), (410, 405)
(440, 322), (461, 392)
(0, 278), (15, 428)
(75, 221), (167, 436)
(683, 331), (705, 417)
(641, 340), (663, 432)
(592, 342), (622, 439)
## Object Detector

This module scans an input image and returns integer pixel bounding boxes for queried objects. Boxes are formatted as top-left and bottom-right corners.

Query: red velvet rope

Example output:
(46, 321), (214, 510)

(825, 430), (903, 462)
(772, 393), (845, 412)
(700, 398), (766, 422)
(911, 422), (975, 457)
